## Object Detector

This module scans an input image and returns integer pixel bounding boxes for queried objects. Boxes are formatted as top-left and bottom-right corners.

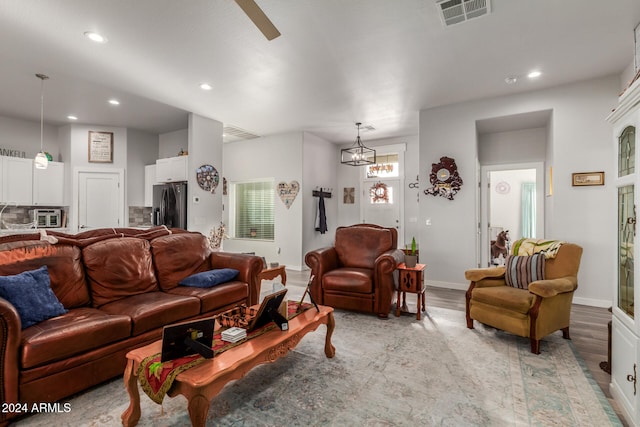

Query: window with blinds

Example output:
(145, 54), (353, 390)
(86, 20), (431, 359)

(233, 180), (275, 240)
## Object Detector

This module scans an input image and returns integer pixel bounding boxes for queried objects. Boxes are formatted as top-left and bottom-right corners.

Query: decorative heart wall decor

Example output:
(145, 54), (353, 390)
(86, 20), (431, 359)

(277, 181), (300, 209)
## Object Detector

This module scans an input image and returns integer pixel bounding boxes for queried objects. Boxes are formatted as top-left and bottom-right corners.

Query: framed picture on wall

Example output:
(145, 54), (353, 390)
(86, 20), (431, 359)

(88, 131), (113, 163)
(572, 171), (605, 187)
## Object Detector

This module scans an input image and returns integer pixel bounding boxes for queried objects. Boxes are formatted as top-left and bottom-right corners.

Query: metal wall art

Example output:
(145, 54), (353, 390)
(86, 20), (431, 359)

(277, 181), (300, 209)
(424, 156), (463, 200)
(196, 164), (219, 193)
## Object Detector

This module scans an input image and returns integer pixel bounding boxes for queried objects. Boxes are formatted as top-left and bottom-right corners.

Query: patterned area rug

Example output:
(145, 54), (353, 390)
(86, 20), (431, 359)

(12, 304), (621, 426)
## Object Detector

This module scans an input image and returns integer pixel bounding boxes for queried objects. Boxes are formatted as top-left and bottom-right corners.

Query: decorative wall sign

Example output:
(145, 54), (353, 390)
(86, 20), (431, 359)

(277, 181), (300, 209)
(572, 171), (604, 186)
(424, 156), (463, 200)
(196, 164), (219, 193)
(88, 131), (113, 163)
(343, 187), (355, 204)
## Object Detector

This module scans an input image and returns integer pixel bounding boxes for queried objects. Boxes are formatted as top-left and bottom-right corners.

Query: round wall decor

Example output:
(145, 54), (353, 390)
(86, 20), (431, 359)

(196, 164), (219, 193)
(423, 156), (463, 200)
(495, 181), (511, 194)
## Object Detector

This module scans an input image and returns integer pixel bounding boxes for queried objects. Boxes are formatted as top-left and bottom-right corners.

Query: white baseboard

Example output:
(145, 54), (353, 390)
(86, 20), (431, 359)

(572, 296), (612, 308)
(426, 280), (468, 291)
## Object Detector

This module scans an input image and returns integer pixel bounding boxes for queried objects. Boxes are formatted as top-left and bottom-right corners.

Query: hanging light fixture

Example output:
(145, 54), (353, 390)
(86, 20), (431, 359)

(341, 122), (376, 166)
(34, 73), (49, 170)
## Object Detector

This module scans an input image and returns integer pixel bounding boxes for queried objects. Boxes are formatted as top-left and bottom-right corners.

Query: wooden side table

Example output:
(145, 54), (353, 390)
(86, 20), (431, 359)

(257, 265), (286, 287)
(395, 263), (426, 320)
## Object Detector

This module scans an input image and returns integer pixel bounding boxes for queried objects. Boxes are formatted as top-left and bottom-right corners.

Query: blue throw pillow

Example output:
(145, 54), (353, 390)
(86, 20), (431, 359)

(179, 268), (239, 288)
(0, 266), (67, 329)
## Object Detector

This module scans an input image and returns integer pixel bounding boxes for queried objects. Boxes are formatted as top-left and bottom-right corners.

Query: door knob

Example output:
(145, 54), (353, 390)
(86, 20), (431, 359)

(627, 363), (637, 395)
(79, 225), (87, 229)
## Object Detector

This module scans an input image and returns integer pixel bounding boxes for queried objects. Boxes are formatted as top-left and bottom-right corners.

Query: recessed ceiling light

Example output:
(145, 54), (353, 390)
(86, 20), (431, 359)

(84, 31), (107, 43)
(108, 99), (120, 105)
(199, 83), (213, 91)
(67, 115), (78, 120)
(504, 76), (518, 85)
(527, 70), (542, 79)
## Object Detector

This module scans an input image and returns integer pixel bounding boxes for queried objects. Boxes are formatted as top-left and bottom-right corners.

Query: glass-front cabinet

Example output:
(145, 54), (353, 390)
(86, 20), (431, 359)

(609, 77), (640, 426)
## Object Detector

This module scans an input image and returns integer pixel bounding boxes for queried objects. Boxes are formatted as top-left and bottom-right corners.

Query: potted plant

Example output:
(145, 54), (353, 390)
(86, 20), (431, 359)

(404, 237), (418, 268)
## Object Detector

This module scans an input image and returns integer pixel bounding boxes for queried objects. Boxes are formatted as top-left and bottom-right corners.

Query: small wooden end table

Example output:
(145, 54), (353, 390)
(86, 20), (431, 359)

(258, 265), (287, 285)
(395, 263), (426, 320)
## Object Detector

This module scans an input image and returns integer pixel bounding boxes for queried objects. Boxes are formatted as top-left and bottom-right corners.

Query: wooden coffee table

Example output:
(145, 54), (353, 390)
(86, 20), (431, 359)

(121, 305), (335, 427)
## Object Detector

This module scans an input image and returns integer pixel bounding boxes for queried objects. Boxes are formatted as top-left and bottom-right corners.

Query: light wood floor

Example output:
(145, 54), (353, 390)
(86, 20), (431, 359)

(283, 270), (625, 424)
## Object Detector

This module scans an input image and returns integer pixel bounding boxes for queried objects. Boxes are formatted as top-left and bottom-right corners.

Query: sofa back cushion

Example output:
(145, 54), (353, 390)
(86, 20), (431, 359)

(151, 232), (211, 291)
(0, 241), (89, 309)
(335, 226), (393, 269)
(83, 237), (158, 307)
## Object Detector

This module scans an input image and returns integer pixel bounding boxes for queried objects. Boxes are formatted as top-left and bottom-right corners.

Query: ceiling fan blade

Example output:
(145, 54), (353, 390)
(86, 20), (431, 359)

(235, 0), (281, 41)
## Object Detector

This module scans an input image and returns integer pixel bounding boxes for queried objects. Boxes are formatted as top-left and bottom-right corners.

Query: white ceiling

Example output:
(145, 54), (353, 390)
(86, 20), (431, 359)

(0, 0), (639, 144)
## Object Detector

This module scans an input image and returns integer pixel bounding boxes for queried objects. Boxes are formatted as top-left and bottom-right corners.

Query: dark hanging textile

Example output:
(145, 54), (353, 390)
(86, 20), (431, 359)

(315, 193), (328, 234)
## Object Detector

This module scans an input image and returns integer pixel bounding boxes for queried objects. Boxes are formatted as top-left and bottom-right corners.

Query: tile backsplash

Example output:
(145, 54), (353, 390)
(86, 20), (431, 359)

(129, 206), (153, 227)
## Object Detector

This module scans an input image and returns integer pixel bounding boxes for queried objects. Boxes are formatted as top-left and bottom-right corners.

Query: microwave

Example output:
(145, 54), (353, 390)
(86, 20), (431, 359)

(32, 209), (61, 228)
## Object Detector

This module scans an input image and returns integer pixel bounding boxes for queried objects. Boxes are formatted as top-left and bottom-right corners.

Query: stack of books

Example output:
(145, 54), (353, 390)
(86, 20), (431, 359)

(221, 326), (247, 343)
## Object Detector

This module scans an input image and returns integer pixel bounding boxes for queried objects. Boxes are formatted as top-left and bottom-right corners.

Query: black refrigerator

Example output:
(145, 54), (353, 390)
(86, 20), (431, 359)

(152, 182), (188, 229)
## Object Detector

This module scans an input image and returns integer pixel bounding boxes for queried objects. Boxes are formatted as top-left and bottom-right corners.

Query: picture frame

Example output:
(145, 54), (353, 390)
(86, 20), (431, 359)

(88, 131), (114, 163)
(572, 171), (605, 187)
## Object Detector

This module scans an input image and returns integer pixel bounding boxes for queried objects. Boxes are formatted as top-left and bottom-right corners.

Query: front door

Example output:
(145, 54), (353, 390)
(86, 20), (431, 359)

(362, 178), (402, 240)
(77, 170), (123, 231)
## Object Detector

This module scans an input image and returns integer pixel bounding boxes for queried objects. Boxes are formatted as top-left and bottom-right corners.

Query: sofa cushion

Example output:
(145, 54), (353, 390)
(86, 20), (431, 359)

(0, 241), (89, 308)
(335, 227), (392, 269)
(98, 291), (200, 336)
(0, 266), (67, 329)
(180, 268), (239, 288)
(151, 232), (211, 291)
(471, 286), (535, 314)
(323, 268), (373, 293)
(83, 237), (159, 307)
(20, 307), (131, 369)
(167, 281), (248, 313)
(505, 254), (545, 290)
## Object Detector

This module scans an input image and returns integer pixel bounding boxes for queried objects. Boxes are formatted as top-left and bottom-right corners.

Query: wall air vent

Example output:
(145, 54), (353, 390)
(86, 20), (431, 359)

(222, 125), (260, 143)
(436, 0), (491, 27)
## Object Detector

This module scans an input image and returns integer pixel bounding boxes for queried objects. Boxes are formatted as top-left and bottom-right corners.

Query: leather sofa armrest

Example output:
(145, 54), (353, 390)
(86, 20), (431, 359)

(528, 276), (577, 298)
(465, 267), (506, 282)
(305, 247), (338, 304)
(209, 252), (264, 306)
(0, 298), (21, 419)
(375, 249), (405, 273)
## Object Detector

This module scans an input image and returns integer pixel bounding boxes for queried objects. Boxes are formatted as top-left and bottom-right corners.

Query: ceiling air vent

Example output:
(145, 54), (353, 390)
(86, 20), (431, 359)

(436, 0), (491, 27)
(223, 125), (260, 143)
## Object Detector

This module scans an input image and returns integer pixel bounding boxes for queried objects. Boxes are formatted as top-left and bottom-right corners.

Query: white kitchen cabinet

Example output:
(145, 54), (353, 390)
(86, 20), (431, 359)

(144, 164), (158, 207)
(2, 157), (33, 205)
(608, 76), (640, 426)
(155, 156), (188, 183)
(33, 161), (64, 206)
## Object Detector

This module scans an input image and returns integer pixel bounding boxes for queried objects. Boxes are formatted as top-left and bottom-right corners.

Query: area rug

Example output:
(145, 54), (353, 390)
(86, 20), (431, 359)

(12, 305), (621, 426)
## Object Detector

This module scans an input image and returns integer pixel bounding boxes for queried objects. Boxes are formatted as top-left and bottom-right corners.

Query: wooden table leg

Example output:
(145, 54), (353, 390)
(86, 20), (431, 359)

(416, 291), (422, 321)
(121, 359), (141, 427)
(324, 311), (336, 358)
(187, 394), (211, 427)
(421, 291), (426, 312)
(395, 290), (401, 317)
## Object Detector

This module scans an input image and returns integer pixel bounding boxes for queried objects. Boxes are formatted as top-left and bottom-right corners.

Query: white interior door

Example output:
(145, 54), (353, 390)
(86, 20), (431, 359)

(77, 170), (123, 231)
(362, 178), (402, 239)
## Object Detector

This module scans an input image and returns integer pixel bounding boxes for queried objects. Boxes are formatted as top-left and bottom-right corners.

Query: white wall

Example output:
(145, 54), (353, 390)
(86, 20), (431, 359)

(159, 129), (188, 158)
(126, 129), (158, 206)
(302, 132), (338, 262)
(420, 75), (619, 307)
(0, 116), (59, 160)
(478, 128), (547, 165)
(223, 132), (304, 269)
(187, 114), (223, 235)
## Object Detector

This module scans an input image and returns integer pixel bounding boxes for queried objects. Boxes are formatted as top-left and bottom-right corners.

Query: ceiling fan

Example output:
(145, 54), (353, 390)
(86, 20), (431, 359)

(234, 0), (281, 40)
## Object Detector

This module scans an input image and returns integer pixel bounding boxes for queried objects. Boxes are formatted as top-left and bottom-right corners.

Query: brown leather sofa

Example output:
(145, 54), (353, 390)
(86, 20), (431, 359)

(0, 227), (263, 425)
(305, 224), (404, 318)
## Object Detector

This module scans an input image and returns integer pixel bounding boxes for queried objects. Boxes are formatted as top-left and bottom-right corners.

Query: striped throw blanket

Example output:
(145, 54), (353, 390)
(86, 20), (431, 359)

(511, 238), (565, 259)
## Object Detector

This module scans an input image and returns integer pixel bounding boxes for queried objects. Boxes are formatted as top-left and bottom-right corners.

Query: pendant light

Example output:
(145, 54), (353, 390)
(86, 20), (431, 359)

(34, 73), (49, 170)
(340, 122), (376, 166)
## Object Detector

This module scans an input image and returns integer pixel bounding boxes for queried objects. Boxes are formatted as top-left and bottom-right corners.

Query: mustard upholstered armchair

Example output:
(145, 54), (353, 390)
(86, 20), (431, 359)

(465, 241), (583, 354)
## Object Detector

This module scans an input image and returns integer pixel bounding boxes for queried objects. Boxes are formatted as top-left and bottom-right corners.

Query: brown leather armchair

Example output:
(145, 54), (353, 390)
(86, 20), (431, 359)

(305, 224), (404, 318)
(465, 242), (583, 354)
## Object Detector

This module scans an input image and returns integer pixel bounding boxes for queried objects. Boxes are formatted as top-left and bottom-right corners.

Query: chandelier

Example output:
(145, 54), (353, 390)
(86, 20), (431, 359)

(340, 122), (376, 166)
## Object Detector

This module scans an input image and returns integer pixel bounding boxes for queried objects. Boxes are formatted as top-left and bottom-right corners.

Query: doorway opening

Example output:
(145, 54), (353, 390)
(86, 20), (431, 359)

(480, 162), (544, 267)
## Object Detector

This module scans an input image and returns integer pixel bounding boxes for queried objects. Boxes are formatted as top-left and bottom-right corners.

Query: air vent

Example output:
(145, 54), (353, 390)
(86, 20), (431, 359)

(223, 125), (260, 143)
(436, 0), (491, 27)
